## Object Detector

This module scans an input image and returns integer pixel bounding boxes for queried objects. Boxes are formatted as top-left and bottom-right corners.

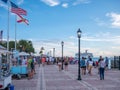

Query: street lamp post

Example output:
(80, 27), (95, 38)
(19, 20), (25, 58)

(61, 41), (64, 70)
(50, 50), (52, 57)
(77, 28), (82, 80)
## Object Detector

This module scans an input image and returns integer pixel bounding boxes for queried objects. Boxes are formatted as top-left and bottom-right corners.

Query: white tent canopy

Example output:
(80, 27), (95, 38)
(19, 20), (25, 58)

(0, 45), (12, 54)
(0, 50), (11, 54)
(0, 45), (6, 50)
(19, 52), (30, 56)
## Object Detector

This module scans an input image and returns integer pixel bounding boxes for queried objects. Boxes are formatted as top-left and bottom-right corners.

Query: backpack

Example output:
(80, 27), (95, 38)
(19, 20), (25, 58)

(31, 59), (34, 68)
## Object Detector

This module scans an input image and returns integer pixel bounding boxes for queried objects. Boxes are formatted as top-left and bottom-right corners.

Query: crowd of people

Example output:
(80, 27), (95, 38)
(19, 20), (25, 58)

(80, 56), (109, 80)
(11, 55), (109, 80)
(11, 56), (36, 79)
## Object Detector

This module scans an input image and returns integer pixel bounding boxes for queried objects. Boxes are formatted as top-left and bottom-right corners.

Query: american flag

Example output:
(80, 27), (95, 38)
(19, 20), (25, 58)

(1, 0), (8, 3)
(10, 1), (27, 15)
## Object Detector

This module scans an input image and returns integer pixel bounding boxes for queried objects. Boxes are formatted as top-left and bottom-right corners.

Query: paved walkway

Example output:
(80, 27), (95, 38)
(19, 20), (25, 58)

(12, 64), (120, 90)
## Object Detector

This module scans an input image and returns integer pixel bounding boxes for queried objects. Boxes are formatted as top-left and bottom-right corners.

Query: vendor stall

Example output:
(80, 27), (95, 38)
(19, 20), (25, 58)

(10, 51), (29, 79)
(0, 45), (12, 89)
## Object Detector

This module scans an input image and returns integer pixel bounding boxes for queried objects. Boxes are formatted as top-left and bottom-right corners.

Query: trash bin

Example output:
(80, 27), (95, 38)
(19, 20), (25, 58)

(10, 85), (14, 90)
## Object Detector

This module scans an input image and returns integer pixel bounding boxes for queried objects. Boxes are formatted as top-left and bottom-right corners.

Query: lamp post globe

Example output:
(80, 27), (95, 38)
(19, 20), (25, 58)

(61, 41), (64, 70)
(77, 28), (82, 38)
(77, 28), (82, 80)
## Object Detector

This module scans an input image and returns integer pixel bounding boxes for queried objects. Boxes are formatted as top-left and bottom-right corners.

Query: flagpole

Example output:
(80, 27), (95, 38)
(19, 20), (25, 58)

(7, 0), (10, 55)
(6, 0), (10, 71)
(15, 15), (17, 51)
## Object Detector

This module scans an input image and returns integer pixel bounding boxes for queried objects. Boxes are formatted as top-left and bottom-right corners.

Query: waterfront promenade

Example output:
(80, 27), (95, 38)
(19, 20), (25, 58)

(12, 64), (120, 90)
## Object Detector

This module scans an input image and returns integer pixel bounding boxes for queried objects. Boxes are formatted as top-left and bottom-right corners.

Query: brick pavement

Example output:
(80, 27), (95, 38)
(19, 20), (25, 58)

(12, 64), (120, 90)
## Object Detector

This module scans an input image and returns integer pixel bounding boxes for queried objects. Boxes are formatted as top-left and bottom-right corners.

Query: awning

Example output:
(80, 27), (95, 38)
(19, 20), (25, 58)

(19, 52), (30, 56)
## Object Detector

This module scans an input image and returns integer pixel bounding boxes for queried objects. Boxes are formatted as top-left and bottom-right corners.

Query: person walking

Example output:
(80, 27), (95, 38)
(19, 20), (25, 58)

(37, 57), (41, 67)
(88, 58), (93, 75)
(86, 56), (91, 72)
(27, 57), (33, 79)
(98, 56), (103, 74)
(41, 57), (46, 66)
(99, 58), (106, 80)
(105, 57), (109, 71)
(64, 57), (69, 71)
(80, 57), (86, 75)
(57, 58), (62, 71)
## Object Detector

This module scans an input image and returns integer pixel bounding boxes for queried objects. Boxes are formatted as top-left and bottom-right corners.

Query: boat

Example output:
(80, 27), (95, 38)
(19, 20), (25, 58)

(75, 50), (93, 59)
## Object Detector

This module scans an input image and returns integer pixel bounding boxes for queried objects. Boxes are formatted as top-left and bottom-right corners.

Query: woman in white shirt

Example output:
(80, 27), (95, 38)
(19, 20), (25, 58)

(88, 58), (93, 75)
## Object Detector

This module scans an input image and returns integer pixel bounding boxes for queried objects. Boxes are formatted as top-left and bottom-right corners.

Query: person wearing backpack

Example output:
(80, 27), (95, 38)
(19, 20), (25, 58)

(27, 57), (32, 79)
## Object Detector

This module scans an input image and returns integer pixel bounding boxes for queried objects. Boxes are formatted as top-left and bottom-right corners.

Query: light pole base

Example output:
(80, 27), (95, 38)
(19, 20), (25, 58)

(77, 77), (82, 80)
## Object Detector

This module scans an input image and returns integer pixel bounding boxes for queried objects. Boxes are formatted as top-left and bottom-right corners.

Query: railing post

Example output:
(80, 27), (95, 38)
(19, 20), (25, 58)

(114, 56), (116, 68)
(119, 56), (120, 70)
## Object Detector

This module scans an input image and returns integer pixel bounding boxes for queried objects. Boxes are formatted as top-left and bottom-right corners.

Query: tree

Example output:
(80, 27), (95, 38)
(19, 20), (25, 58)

(39, 47), (44, 55)
(18, 40), (35, 53)
(0, 41), (6, 48)
(0, 40), (35, 53)
(9, 41), (15, 51)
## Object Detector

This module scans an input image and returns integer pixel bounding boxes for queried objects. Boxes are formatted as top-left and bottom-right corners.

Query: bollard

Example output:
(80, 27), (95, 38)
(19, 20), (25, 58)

(119, 56), (120, 70)
(10, 85), (14, 90)
(114, 56), (116, 68)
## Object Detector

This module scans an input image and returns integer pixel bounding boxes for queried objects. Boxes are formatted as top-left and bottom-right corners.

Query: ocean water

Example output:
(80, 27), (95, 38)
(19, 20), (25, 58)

(92, 57), (99, 61)
(92, 57), (113, 61)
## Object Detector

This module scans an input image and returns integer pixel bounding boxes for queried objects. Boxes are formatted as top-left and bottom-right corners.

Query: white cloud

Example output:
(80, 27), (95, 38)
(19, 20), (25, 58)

(94, 18), (107, 26)
(69, 32), (120, 43)
(106, 12), (120, 28)
(6, 32), (119, 57)
(32, 33), (120, 57)
(73, 0), (90, 6)
(83, 34), (120, 44)
(62, 3), (68, 8)
(32, 39), (77, 57)
(69, 36), (76, 39)
(40, 0), (90, 7)
(95, 12), (120, 29)
(41, 0), (60, 6)
(67, 32), (120, 57)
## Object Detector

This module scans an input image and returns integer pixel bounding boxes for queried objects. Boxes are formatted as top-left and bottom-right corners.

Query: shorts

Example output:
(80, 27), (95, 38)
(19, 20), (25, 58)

(64, 62), (68, 65)
(81, 66), (86, 68)
(106, 65), (108, 67)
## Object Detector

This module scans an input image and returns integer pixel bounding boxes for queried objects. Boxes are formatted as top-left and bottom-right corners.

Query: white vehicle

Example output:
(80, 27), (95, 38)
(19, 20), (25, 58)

(0, 45), (12, 90)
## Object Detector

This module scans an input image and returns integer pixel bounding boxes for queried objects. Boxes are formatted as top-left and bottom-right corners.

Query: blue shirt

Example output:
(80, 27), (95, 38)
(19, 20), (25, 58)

(80, 59), (86, 66)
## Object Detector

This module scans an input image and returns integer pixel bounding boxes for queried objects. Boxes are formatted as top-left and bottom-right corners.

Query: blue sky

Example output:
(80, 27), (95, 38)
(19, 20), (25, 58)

(0, 0), (120, 57)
